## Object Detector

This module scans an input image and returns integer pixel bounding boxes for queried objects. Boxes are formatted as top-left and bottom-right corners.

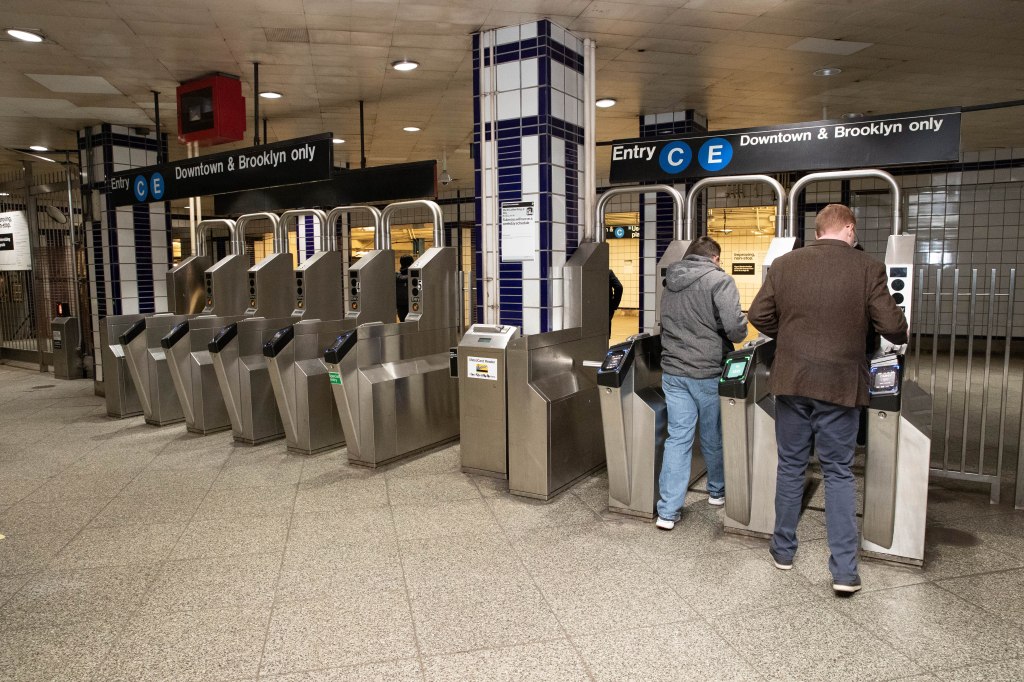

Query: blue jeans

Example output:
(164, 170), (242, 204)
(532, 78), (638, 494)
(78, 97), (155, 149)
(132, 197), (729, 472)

(656, 373), (725, 521)
(771, 395), (860, 583)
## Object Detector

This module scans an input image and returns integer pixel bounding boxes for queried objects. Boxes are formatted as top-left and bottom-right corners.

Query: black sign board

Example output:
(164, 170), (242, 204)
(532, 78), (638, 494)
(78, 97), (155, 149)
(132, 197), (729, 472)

(108, 133), (334, 206)
(214, 161), (437, 215)
(609, 107), (961, 184)
(0, 234), (12, 251)
(732, 263), (756, 276)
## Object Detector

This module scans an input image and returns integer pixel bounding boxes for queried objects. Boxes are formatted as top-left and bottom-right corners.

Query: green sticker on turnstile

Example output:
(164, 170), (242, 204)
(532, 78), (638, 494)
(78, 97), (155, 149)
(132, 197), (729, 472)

(329, 372), (342, 385)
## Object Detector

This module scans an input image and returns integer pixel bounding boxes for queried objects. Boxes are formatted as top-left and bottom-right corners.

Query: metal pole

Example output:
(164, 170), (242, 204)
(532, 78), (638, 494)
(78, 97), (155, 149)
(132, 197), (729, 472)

(977, 269), (996, 476)
(152, 90), (162, 163)
(960, 269), (977, 473)
(21, 160), (46, 372)
(941, 269), (960, 471)
(913, 266), (924, 383)
(263, 117), (268, 144)
(253, 62), (260, 146)
(359, 100), (366, 169)
(64, 153), (84, 369)
(997, 268), (1015, 505)
(787, 169), (901, 238)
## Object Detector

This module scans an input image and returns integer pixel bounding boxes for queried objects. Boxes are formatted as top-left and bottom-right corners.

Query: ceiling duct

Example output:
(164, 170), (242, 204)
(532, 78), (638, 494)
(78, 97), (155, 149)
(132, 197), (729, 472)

(264, 28), (310, 43)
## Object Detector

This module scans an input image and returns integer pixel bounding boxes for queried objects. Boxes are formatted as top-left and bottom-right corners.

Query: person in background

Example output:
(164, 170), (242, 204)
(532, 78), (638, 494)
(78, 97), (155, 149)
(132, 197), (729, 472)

(609, 270), (624, 322)
(748, 203), (908, 596)
(396, 254), (414, 321)
(656, 236), (747, 530)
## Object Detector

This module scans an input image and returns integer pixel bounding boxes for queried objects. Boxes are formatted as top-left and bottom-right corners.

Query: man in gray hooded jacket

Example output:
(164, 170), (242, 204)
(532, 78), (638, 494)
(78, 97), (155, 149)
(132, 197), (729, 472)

(656, 236), (748, 529)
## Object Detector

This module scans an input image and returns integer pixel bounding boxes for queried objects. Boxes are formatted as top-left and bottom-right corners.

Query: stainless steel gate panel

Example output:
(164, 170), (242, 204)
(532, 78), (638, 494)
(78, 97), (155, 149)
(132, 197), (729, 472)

(102, 314), (144, 418)
(121, 314), (187, 426)
(167, 254), (211, 315)
(163, 315), (238, 435)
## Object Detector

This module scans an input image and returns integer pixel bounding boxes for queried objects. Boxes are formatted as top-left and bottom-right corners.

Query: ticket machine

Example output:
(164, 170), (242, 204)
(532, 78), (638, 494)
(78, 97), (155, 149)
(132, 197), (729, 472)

(120, 219), (245, 426)
(264, 207), (393, 455)
(161, 213), (282, 435)
(323, 200), (461, 467)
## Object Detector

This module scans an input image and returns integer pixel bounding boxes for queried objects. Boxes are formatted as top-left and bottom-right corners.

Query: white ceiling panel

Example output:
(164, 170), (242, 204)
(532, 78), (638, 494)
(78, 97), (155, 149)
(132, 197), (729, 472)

(26, 74), (123, 95)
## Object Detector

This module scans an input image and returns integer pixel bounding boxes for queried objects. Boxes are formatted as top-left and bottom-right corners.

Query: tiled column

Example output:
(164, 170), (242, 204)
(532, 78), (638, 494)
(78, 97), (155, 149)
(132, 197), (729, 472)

(473, 20), (587, 334)
(637, 110), (707, 332)
(78, 124), (171, 380)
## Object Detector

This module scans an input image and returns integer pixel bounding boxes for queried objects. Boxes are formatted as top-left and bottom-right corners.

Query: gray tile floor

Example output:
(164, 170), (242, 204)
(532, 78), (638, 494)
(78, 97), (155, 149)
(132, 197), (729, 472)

(1, 364), (1024, 681)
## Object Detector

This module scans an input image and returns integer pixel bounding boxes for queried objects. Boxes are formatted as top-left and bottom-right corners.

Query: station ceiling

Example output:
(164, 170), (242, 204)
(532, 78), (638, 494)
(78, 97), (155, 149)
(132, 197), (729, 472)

(2, 0), (1023, 190)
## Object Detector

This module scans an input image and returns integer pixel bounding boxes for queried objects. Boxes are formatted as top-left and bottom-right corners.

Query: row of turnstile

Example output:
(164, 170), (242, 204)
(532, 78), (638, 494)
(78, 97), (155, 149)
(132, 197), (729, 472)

(104, 200), (461, 467)
(100, 172), (931, 567)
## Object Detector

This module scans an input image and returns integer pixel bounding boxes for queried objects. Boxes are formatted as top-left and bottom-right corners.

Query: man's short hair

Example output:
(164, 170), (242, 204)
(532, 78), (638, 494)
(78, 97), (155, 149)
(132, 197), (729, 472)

(400, 255), (415, 268)
(684, 236), (721, 259)
(815, 204), (856, 237)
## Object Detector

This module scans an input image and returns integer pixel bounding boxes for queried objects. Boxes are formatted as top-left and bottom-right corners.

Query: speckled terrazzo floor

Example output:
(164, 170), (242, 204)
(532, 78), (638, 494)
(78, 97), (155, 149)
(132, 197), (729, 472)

(1, 363), (1023, 681)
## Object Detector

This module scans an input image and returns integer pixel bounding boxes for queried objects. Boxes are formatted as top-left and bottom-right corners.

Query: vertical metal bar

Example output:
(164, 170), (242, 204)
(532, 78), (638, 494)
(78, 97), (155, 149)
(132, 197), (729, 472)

(21, 161), (46, 372)
(997, 268), (1016, 505)
(959, 269), (977, 473)
(942, 268), (959, 471)
(64, 157), (84, 364)
(913, 266), (924, 382)
(359, 100), (366, 169)
(253, 62), (260, 146)
(930, 268), (941, 400)
(978, 269), (997, 475)
(152, 91), (162, 164)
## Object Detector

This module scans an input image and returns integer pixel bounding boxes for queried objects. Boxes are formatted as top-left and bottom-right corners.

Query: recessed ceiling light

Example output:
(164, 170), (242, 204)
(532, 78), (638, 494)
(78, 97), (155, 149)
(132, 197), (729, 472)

(842, 112), (863, 120)
(813, 67), (842, 77)
(403, 126), (421, 132)
(29, 145), (48, 152)
(259, 91), (282, 99)
(392, 60), (419, 71)
(332, 138), (345, 144)
(595, 98), (617, 108)
(7, 29), (44, 43)
(0, 192), (10, 197)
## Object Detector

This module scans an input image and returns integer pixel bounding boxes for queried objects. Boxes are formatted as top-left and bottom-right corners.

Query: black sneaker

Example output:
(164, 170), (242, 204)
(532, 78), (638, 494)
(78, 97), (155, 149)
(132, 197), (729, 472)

(769, 548), (792, 571)
(833, 578), (862, 596)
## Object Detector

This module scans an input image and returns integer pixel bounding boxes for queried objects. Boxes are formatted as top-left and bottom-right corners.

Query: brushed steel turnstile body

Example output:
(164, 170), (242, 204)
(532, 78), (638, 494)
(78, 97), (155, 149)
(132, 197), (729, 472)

(102, 314), (145, 418)
(121, 314), (188, 426)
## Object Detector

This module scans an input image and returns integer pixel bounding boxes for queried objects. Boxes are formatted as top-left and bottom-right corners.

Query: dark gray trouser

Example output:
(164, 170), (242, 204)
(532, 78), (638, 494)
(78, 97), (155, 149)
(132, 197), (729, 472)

(770, 395), (860, 584)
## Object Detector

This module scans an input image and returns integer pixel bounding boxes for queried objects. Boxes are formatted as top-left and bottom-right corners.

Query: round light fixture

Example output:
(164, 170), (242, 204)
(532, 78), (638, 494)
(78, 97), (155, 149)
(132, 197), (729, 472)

(0, 192), (10, 197)
(392, 60), (419, 72)
(403, 126), (421, 132)
(7, 29), (43, 43)
(813, 67), (842, 77)
(595, 98), (617, 108)
(332, 138), (345, 144)
(842, 112), (863, 120)
(259, 91), (282, 99)
(29, 145), (48, 152)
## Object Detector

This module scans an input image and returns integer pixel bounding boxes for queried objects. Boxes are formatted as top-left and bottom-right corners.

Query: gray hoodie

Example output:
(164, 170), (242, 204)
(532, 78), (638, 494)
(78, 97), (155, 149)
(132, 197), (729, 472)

(660, 254), (748, 379)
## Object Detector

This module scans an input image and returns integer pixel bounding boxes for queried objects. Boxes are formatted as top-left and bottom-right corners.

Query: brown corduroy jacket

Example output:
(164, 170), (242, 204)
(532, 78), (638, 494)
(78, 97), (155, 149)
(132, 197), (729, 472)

(748, 239), (909, 408)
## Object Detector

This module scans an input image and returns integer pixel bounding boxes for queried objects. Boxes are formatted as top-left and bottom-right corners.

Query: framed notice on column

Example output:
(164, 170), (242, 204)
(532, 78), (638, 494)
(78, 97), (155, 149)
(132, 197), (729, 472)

(0, 211), (31, 271)
(500, 200), (537, 262)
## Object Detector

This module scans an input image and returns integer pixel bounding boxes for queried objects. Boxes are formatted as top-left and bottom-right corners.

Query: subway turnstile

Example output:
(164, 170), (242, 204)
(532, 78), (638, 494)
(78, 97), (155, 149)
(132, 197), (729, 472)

(264, 206), (392, 455)
(718, 339), (779, 536)
(324, 200), (461, 467)
(597, 334), (707, 519)
(120, 314), (188, 426)
(861, 356), (931, 566)
(102, 314), (145, 418)
(161, 215), (280, 432)
(457, 324), (521, 478)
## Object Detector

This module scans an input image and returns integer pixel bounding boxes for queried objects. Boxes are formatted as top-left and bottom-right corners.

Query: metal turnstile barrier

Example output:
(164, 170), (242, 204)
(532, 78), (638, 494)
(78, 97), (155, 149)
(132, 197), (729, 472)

(101, 314), (144, 418)
(457, 324), (521, 478)
(162, 217), (254, 435)
(718, 338), (779, 536)
(263, 206), (392, 456)
(861, 353), (932, 566)
(121, 314), (188, 426)
(597, 334), (707, 518)
(324, 200), (462, 467)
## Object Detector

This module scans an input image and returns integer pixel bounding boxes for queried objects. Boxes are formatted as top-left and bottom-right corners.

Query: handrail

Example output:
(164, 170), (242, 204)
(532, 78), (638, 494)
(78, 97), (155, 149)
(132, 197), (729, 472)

(594, 185), (685, 243)
(380, 200), (446, 250)
(787, 169), (901, 238)
(193, 219), (236, 258)
(279, 209), (329, 256)
(325, 205), (382, 253)
(235, 212), (283, 253)
(685, 175), (787, 238)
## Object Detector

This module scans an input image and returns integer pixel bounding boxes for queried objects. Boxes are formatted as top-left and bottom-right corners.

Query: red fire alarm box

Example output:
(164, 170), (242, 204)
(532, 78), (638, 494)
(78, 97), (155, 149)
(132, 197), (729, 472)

(176, 73), (246, 146)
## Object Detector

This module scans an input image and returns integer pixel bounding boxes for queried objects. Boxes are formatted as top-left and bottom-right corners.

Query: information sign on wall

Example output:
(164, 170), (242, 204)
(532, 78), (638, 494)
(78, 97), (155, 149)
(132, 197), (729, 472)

(609, 107), (961, 183)
(732, 263), (756, 276)
(0, 211), (31, 271)
(500, 200), (537, 262)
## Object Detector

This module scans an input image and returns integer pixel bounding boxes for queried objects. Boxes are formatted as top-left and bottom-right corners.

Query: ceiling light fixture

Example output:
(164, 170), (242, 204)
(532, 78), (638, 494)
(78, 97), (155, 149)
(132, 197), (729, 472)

(259, 91), (282, 99)
(333, 138), (345, 144)
(813, 67), (842, 77)
(595, 98), (617, 108)
(842, 112), (863, 120)
(0, 192), (9, 197)
(392, 60), (419, 71)
(6, 29), (44, 43)
(403, 126), (420, 132)
(29, 145), (48, 152)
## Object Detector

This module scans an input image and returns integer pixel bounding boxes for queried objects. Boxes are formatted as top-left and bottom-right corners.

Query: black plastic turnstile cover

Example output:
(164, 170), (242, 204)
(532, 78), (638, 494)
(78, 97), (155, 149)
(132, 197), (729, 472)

(119, 318), (147, 346)
(160, 320), (190, 349)
(208, 323), (238, 354)
(262, 325), (295, 358)
(323, 331), (356, 365)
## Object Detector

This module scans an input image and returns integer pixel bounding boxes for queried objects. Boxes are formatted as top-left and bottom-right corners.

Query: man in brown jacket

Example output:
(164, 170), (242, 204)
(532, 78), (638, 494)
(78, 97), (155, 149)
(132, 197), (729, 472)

(748, 203), (908, 595)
